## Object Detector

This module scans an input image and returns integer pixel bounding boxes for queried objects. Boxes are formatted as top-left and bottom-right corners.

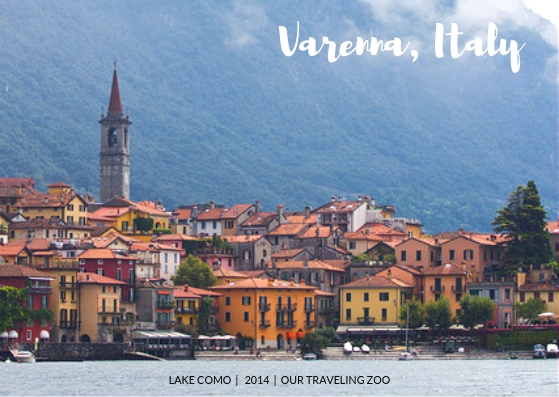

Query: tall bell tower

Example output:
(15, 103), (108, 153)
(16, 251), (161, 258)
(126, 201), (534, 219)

(99, 62), (131, 203)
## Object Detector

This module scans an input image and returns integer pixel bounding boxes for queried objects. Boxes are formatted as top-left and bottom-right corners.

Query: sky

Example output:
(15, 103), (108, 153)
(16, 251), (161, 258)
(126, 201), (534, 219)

(522, 0), (559, 27)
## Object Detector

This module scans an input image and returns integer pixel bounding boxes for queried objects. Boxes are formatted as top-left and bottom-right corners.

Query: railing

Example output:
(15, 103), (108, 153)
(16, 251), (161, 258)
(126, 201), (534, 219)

(34, 260), (80, 269)
(430, 285), (445, 293)
(27, 286), (53, 294)
(304, 321), (315, 329)
(304, 304), (314, 312)
(259, 320), (272, 328)
(156, 322), (174, 330)
(357, 317), (375, 325)
(452, 285), (463, 293)
(318, 306), (333, 314)
(259, 303), (271, 312)
(277, 321), (297, 329)
(59, 320), (80, 329)
(99, 309), (120, 314)
(156, 301), (175, 310)
(59, 282), (77, 289)
(277, 303), (297, 312)
(175, 306), (198, 314)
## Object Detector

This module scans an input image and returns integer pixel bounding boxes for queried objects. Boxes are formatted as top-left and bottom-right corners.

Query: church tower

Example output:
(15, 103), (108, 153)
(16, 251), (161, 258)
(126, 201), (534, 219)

(99, 63), (131, 203)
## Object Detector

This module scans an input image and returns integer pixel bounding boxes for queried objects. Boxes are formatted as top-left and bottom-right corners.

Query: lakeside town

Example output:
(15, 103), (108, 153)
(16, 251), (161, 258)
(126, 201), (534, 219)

(1, 68), (558, 362)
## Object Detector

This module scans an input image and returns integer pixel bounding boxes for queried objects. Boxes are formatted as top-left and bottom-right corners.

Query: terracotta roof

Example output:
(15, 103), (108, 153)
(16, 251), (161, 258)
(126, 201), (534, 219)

(152, 234), (200, 242)
(357, 223), (407, 236)
(320, 259), (351, 270)
(223, 235), (265, 244)
(340, 275), (412, 289)
(0, 177), (35, 188)
(284, 211), (317, 225)
(172, 208), (192, 221)
(87, 213), (116, 222)
(78, 248), (137, 260)
(78, 272), (125, 285)
(197, 208), (223, 221)
(314, 289), (336, 297)
(299, 226), (335, 239)
(15, 193), (84, 209)
(184, 285), (221, 297)
(272, 248), (306, 259)
(518, 282), (558, 292)
(130, 242), (183, 252)
(24, 238), (51, 252)
(211, 277), (316, 291)
(422, 262), (468, 276)
(267, 223), (308, 236)
(0, 265), (52, 279)
(272, 259), (344, 272)
(315, 200), (365, 213)
(219, 204), (254, 220)
(237, 270), (268, 278)
(0, 244), (27, 256)
(213, 267), (249, 279)
(547, 221), (559, 235)
(95, 197), (169, 217)
(173, 286), (202, 299)
(47, 182), (71, 188)
(241, 212), (277, 227)
(89, 232), (140, 248)
(9, 218), (87, 230)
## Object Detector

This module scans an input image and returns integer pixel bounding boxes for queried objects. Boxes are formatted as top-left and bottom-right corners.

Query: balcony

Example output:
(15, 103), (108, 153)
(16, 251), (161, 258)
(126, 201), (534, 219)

(27, 286), (53, 294)
(156, 322), (174, 330)
(175, 306), (198, 314)
(318, 306), (333, 314)
(357, 317), (375, 325)
(59, 282), (77, 289)
(259, 303), (271, 312)
(304, 304), (315, 312)
(430, 285), (445, 293)
(277, 321), (297, 329)
(304, 321), (315, 329)
(35, 260), (80, 270)
(156, 301), (175, 310)
(209, 305), (220, 314)
(59, 320), (80, 329)
(277, 303), (297, 312)
(259, 320), (272, 328)
(452, 285), (463, 293)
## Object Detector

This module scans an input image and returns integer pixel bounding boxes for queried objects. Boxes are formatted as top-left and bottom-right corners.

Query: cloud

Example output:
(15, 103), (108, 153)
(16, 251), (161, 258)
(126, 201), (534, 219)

(360, 0), (557, 49)
(224, 0), (269, 49)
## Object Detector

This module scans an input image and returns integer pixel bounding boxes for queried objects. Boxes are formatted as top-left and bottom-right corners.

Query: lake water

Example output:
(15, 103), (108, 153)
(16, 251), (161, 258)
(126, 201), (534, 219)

(1, 359), (558, 396)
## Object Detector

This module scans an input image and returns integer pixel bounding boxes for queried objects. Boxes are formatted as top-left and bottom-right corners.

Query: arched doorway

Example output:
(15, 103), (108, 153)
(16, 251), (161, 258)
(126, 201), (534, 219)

(276, 334), (284, 350)
(61, 335), (67, 343)
(80, 334), (91, 343)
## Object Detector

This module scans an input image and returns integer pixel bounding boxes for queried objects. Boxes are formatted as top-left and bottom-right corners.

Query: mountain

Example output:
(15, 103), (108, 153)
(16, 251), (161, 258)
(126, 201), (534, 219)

(0, 0), (556, 234)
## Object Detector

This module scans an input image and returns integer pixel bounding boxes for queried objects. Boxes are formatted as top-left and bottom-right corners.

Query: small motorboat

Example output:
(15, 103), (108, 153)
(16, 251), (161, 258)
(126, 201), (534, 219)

(303, 353), (317, 360)
(343, 341), (353, 355)
(9, 348), (35, 364)
(361, 344), (370, 354)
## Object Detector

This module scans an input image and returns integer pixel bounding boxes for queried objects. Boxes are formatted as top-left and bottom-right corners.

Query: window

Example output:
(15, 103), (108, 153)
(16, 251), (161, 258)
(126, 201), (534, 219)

(102, 299), (106, 312)
(225, 297), (231, 306)
(534, 292), (540, 300)
(416, 250), (422, 261)
(79, 205), (85, 212)
(225, 220), (234, 229)
(519, 292), (525, 302)
(449, 250), (455, 260)
(346, 292), (351, 302)
(549, 292), (555, 303)
(26, 330), (32, 341)
(243, 312), (249, 322)
(346, 308), (351, 320)
(201, 221), (206, 230)
(60, 291), (67, 302)
(113, 300), (118, 312)
(455, 293), (462, 302)
(364, 292), (369, 302)
(401, 250), (407, 261)
(122, 221), (129, 231)
(102, 286), (106, 293)
(67, 204), (74, 211)
(381, 308), (387, 321)
(505, 288), (511, 301)
(67, 216), (74, 225)
(379, 292), (389, 301)
(489, 289), (497, 301)
(212, 221), (217, 229)
(98, 259), (104, 265)
(117, 269), (122, 281)
(242, 296), (251, 305)
(349, 242), (356, 250)
(464, 250), (473, 260)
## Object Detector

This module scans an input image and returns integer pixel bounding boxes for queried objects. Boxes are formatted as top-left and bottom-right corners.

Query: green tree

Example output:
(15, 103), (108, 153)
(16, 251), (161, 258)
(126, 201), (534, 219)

(458, 295), (496, 333)
(399, 297), (424, 329)
(315, 326), (337, 343)
(172, 255), (217, 288)
(0, 286), (31, 331)
(492, 181), (553, 272)
(515, 298), (547, 324)
(300, 332), (329, 357)
(197, 296), (214, 335)
(424, 297), (452, 334)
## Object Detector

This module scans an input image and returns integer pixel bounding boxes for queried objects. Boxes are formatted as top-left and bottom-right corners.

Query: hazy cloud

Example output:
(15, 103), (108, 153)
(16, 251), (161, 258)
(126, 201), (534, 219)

(224, 0), (269, 49)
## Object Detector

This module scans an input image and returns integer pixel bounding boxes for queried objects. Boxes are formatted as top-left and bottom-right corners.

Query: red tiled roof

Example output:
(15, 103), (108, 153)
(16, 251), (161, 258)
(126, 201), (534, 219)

(0, 177), (35, 188)
(152, 234), (200, 242)
(272, 259), (344, 272)
(78, 248), (137, 260)
(78, 272), (125, 285)
(173, 286), (202, 299)
(0, 264), (52, 279)
(422, 262), (468, 276)
(237, 270), (267, 278)
(172, 208), (192, 221)
(213, 267), (249, 279)
(185, 285), (221, 297)
(518, 282), (558, 292)
(267, 223), (308, 236)
(47, 182), (71, 188)
(219, 204), (254, 220)
(15, 193), (83, 209)
(314, 289), (336, 297)
(241, 212), (277, 227)
(315, 200), (365, 213)
(223, 235), (265, 244)
(211, 277), (316, 291)
(0, 244), (27, 256)
(272, 249), (306, 259)
(299, 226), (336, 239)
(340, 275), (412, 289)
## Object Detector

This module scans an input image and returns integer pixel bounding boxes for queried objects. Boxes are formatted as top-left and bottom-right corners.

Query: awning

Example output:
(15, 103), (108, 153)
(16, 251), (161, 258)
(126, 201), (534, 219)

(286, 332), (295, 339)
(40, 330), (50, 339)
(0, 331), (8, 338)
(8, 330), (18, 338)
(296, 331), (305, 339)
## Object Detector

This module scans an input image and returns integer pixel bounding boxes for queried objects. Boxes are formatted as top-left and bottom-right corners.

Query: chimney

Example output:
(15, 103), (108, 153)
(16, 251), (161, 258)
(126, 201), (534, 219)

(191, 205), (199, 220)
(290, 278), (294, 286)
(210, 200), (215, 209)
(268, 278), (274, 287)
(255, 200), (260, 213)
(305, 206), (311, 219)
(338, 195), (343, 202)
(277, 204), (284, 224)
(358, 194), (362, 203)
(300, 279), (305, 285)
(331, 195), (336, 203)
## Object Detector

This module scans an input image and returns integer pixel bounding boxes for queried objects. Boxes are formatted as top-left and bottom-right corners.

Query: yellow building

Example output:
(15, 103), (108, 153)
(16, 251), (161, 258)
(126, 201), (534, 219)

(211, 278), (316, 350)
(339, 275), (412, 326)
(515, 264), (559, 322)
(77, 272), (125, 342)
(173, 285), (222, 334)
(0, 243), (32, 265)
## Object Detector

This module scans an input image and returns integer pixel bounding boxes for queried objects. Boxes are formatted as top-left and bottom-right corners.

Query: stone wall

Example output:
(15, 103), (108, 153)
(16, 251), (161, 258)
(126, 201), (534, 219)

(19, 342), (133, 361)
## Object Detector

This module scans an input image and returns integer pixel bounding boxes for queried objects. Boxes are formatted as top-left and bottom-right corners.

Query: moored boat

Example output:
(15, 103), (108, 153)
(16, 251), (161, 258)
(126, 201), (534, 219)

(9, 348), (35, 364)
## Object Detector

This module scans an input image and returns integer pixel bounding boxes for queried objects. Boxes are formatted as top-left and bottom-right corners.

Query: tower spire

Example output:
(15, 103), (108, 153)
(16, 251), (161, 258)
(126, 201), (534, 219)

(108, 61), (122, 114)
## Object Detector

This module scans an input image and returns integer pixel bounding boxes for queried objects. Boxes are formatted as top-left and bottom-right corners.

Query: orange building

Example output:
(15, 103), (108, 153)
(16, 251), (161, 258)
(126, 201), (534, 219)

(422, 262), (469, 317)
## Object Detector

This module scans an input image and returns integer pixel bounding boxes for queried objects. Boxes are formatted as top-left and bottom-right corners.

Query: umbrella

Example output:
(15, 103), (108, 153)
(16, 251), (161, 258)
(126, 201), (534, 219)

(537, 312), (559, 318)
(197, 335), (210, 339)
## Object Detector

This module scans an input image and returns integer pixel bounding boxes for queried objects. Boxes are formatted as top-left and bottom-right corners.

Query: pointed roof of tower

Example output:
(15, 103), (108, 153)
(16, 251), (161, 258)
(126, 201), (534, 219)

(107, 63), (122, 114)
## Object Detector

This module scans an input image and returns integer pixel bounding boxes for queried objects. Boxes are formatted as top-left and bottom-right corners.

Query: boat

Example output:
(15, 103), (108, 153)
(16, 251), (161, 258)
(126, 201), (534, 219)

(303, 353), (317, 360)
(398, 305), (415, 361)
(343, 341), (353, 355)
(361, 344), (370, 354)
(546, 343), (558, 358)
(9, 348), (35, 364)
(533, 344), (546, 359)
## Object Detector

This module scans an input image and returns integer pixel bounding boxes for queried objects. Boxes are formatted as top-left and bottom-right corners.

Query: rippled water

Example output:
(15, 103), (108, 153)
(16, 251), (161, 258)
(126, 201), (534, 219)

(1, 359), (558, 396)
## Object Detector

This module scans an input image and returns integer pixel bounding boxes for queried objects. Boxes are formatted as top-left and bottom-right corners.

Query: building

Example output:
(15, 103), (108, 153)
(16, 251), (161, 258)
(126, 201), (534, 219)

(338, 275), (412, 327)
(515, 264), (559, 322)
(0, 265), (53, 344)
(135, 282), (176, 330)
(222, 234), (272, 271)
(211, 278), (316, 350)
(77, 272), (126, 342)
(395, 237), (442, 268)
(314, 196), (368, 233)
(422, 262), (469, 317)
(99, 64), (131, 203)
(467, 275), (515, 329)
(173, 285), (222, 335)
